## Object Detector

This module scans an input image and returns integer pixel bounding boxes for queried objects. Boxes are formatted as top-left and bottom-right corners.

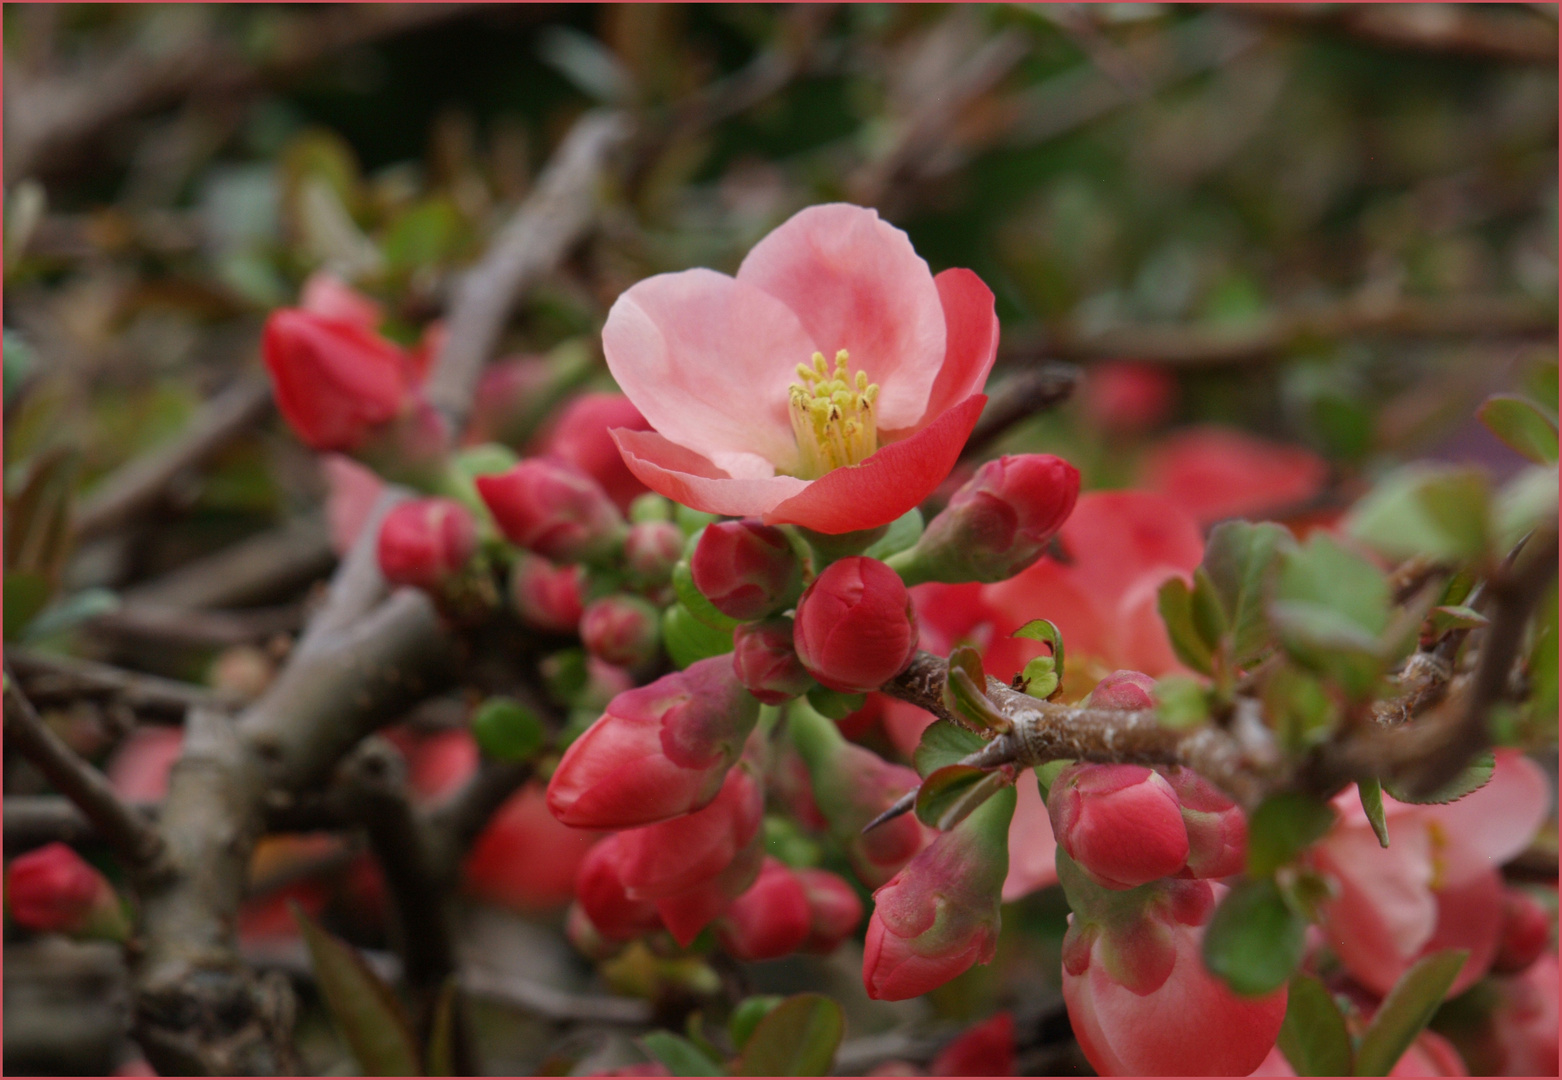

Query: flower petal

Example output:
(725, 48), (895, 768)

(612, 428), (810, 518)
(737, 204), (946, 431)
(764, 394), (986, 534)
(603, 268), (810, 472)
(889, 268), (998, 437)
(1414, 749), (1550, 885)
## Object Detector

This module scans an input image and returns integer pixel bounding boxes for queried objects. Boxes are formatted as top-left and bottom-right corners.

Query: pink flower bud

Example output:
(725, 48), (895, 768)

(909, 455), (1079, 583)
(1493, 888), (1553, 974)
(1061, 871), (1286, 1076)
(508, 552), (585, 633)
(624, 520), (684, 586)
(262, 308), (409, 452)
(690, 520), (801, 621)
(477, 459), (625, 564)
(1162, 766), (1247, 880)
(732, 619), (813, 705)
(463, 783), (600, 913)
(616, 763), (764, 901)
(1081, 361), (1176, 434)
(580, 594), (661, 669)
(863, 787), (1015, 1001)
(541, 392), (653, 512)
(797, 868), (864, 954)
(1048, 764), (1189, 890)
(574, 835), (663, 941)
(931, 1013), (1015, 1077)
(6, 843), (127, 939)
(717, 858), (814, 961)
(468, 355), (553, 445)
(375, 497), (477, 591)
(300, 271), (383, 329)
(547, 656), (760, 829)
(794, 557), (918, 694)
(1084, 670), (1156, 711)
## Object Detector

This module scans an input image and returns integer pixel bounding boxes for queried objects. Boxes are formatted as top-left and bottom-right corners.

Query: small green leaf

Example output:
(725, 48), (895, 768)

(1478, 394), (1558, 465)
(383, 197), (466, 272)
(913, 719), (987, 779)
(1247, 793), (1337, 877)
(942, 646), (1009, 733)
(292, 904), (419, 1077)
(1426, 605), (1488, 636)
(730, 995), (786, 1052)
(1271, 534), (1393, 699)
(1346, 467), (1492, 564)
(1203, 878), (1307, 996)
(1203, 521), (1293, 665)
(735, 993), (844, 1077)
(1358, 778), (1390, 848)
(862, 508), (924, 560)
(425, 978), (458, 1077)
(1278, 972), (1353, 1076)
(663, 603), (734, 668)
(1191, 568), (1228, 649)
(915, 765), (1009, 831)
(1158, 577), (1215, 675)
(672, 554), (742, 631)
(1353, 949), (1469, 1076)
(805, 684), (865, 721)
(1383, 751), (1495, 805)
(1034, 759), (1072, 801)
(1495, 464), (1559, 550)
(470, 696), (545, 763)
(1013, 618), (1066, 698)
(1153, 675), (1210, 730)
(640, 1032), (725, 1077)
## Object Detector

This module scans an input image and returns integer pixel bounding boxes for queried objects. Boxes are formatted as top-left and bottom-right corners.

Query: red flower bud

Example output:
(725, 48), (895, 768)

(794, 557), (918, 694)
(574, 835), (663, 941)
(477, 459), (625, 564)
(6, 843), (127, 939)
(691, 520), (801, 621)
(1085, 670), (1156, 711)
(863, 787), (1015, 1001)
(300, 271), (383, 330)
(463, 783), (600, 912)
(904, 455), (1079, 584)
(732, 619), (813, 705)
(931, 1013), (1015, 1077)
(541, 392), (653, 512)
(616, 763), (764, 901)
(624, 520), (684, 587)
(797, 868), (864, 954)
(547, 656), (760, 829)
(1048, 764), (1189, 890)
(375, 497), (477, 591)
(1162, 766), (1247, 880)
(580, 594), (661, 669)
(717, 857), (813, 961)
(261, 308), (409, 452)
(508, 552), (585, 633)
(1081, 361), (1176, 434)
(1493, 888), (1553, 974)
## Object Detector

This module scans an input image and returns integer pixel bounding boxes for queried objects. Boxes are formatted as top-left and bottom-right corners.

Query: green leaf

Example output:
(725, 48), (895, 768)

(1013, 619), (1065, 698)
(1358, 778), (1390, 848)
(915, 765), (1009, 831)
(1271, 534), (1393, 698)
(382, 197), (465, 272)
(1495, 464), (1559, 550)
(1383, 751), (1495, 805)
(913, 719), (987, 779)
(663, 603), (734, 669)
(1262, 665), (1339, 753)
(1203, 521), (1293, 665)
(1203, 878), (1307, 996)
(1191, 568), (1229, 654)
(1353, 949), (1469, 1076)
(941, 646), (1009, 733)
(1153, 675), (1210, 730)
(1478, 394), (1558, 465)
(292, 904), (419, 1077)
(1278, 972), (1353, 1076)
(5, 446), (78, 585)
(639, 1032), (725, 1077)
(22, 587), (120, 643)
(1158, 577), (1215, 675)
(805, 684), (865, 721)
(862, 508), (925, 560)
(1345, 467), (1492, 564)
(734, 993), (844, 1077)
(3, 572), (52, 641)
(1247, 793), (1337, 877)
(672, 554), (742, 631)
(1034, 759), (1072, 801)
(470, 696), (545, 763)
(425, 978), (458, 1076)
(730, 995), (786, 1052)
(1426, 605), (1488, 636)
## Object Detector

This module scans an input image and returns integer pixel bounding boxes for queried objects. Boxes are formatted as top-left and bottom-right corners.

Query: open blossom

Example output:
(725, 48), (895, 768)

(1139, 425), (1328, 526)
(602, 204), (997, 534)
(1309, 750), (1549, 998)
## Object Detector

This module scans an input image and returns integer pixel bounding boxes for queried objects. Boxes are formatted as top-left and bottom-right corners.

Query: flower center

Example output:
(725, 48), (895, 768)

(788, 350), (880, 479)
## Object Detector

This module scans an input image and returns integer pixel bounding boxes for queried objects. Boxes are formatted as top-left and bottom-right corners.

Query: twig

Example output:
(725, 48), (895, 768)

(666, 5), (837, 135)
(91, 602), (304, 650)
(8, 648), (239, 717)
(74, 374), (273, 543)
(1245, 4), (1557, 65)
(423, 109), (631, 437)
(5, 794), (161, 854)
(460, 968), (653, 1026)
(3, 673), (166, 871)
(961, 365), (1080, 460)
(124, 515), (334, 611)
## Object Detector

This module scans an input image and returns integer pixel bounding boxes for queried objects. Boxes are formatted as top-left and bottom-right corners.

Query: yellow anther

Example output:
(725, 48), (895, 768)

(787, 348), (880, 479)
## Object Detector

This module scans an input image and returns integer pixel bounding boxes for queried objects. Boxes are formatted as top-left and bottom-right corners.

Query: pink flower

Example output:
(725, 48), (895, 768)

(547, 656), (760, 829)
(579, 594), (661, 669)
(1061, 874), (1287, 1076)
(931, 1012), (1015, 1077)
(1139, 425), (1328, 526)
(623, 520), (684, 587)
(1049, 764), (1190, 890)
(7, 843), (128, 939)
(299, 271), (383, 330)
(540, 392), (653, 511)
(1002, 774), (1059, 902)
(1493, 887), (1553, 974)
(1081, 361), (1177, 433)
(322, 455), (387, 555)
(375, 497), (477, 591)
(106, 726), (184, 802)
(1085, 670), (1157, 711)
(574, 834), (663, 941)
(463, 783), (601, 912)
(1310, 750), (1549, 998)
(794, 556), (919, 693)
(691, 519), (802, 621)
(1163, 766), (1247, 881)
(603, 204), (997, 535)
(716, 857), (813, 961)
(262, 308), (410, 452)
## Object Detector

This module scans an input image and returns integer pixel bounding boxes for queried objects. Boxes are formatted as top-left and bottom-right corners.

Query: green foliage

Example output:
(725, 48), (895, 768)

(1153, 675), (1211, 730)
(941, 646), (1010, 734)
(1202, 878), (1307, 997)
(734, 993), (844, 1076)
(640, 1032), (724, 1077)
(913, 719), (988, 779)
(1278, 972), (1354, 1076)
(470, 696), (545, 763)
(1013, 618), (1066, 699)
(1478, 394), (1558, 465)
(424, 980), (458, 1077)
(861, 507), (924, 560)
(1352, 950), (1468, 1076)
(728, 995), (785, 1053)
(915, 764), (1009, 831)
(1357, 778), (1390, 848)
(804, 684), (865, 721)
(1346, 466), (1492, 565)
(1383, 751), (1494, 805)
(663, 602), (734, 668)
(1157, 577), (1214, 675)
(292, 904), (420, 1077)
(672, 548), (743, 632)
(1247, 793), (1337, 878)
(1270, 534), (1393, 699)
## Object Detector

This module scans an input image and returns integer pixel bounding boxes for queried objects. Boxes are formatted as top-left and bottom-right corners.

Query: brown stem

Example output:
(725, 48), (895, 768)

(960, 365), (1080, 460)
(124, 515), (334, 611)
(425, 759), (536, 881)
(9, 647), (239, 718)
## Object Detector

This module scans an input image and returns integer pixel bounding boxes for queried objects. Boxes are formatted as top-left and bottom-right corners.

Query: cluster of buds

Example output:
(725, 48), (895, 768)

(6, 843), (131, 941)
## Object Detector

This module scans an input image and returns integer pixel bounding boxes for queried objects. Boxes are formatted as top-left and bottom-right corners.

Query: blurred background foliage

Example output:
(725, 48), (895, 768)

(3, 4), (1556, 1075)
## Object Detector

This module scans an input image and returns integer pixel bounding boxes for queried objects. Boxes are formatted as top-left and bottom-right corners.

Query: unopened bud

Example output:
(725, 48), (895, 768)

(477, 459), (626, 563)
(794, 557), (918, 693)
(1493, 888), (1553, 974)
(691, 520), (801, 621)
(581, 594), (662, 669)
(541, 392), (653, 511)
(624, 520), (684, 587)
(1048, 764), (1189, 889)
(732, 619), (813, 705)
(797, 868), (863, 954)
(376, 497), (477, 592)
(509, 553), (585, 633)
(717, 857), (813, 961)
(1162, 766), (1246, 880)
(574, 836), (663, 942)
(1085, 670), (1157, 711)
(6, 843), (129, 940)
(261, 308), (410, 452)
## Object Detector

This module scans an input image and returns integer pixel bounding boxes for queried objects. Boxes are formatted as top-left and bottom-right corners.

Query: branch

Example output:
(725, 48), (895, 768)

(961, 364), (1080, 460)
(424, 759), (536, 881)
(8, 647), (239, 718)
(123, 515), (334, 611)
(460, 968), (653, 1026)
(1245, 4), (1557, 65)
(4, 673), (166, 871)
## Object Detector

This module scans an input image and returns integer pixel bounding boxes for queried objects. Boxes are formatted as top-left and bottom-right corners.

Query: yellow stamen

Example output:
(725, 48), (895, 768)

(787, 349), (879, 479)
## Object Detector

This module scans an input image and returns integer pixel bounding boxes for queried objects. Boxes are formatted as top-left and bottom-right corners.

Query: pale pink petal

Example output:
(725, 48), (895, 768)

(764, 395), (985, 534)
(322, 454), (386, 556)
(1315, 825), (1439, 994)
(737, 204), (945, 431)
(1003, 775), (1059, 901)
(1412, 750), (1550, 886)
(890, 268), (998, 436)
(613, 428), (810, 519)
(603, 268), (811, 473)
